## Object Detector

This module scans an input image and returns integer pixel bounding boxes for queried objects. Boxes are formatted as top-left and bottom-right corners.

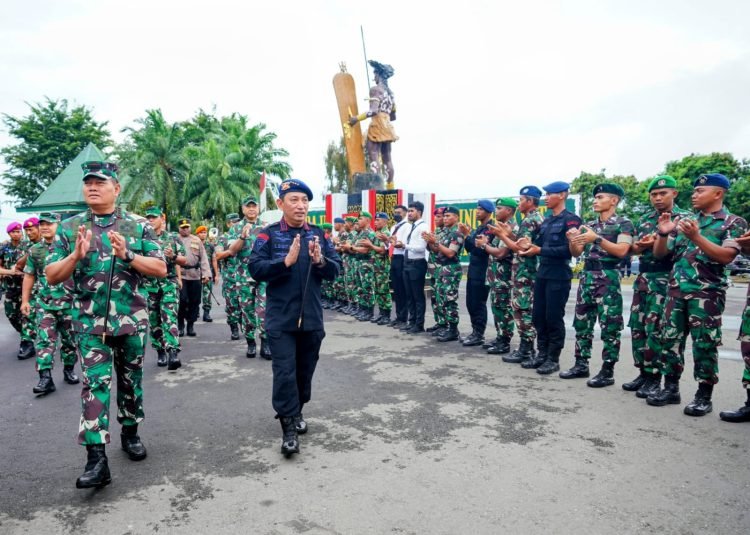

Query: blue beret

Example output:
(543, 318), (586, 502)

(543, 181), (570, 194)
(519, 185), (542, 198)
(278, 179), (313, 201)
(375, 212), (389, 219)
(694, 173), (730, 190)
(334, 217), (345, 224)
(477, 199), (494, 213)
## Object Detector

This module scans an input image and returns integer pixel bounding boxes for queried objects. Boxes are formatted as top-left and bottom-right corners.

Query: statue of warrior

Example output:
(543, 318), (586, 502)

(349, 60), (398, 189)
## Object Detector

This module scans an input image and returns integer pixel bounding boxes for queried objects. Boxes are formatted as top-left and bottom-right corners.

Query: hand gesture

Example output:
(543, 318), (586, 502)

(458, 223), (471, 236)
(489, 222), (510, 238)
(359, 237), (372, 249)
(108, 231), (128, 259)
(566, 227), (581, 240)
(241, 224), (252, 239)
(309, 236), (322, 264)
(516, 237), (531, 251)
(164, 245), (174, 259)
(572, 225), (598, 246)
(201, 276), (210, 284)
(74, 225), (93, 261)
(635, 233), (656, 249)
(424, 232), (437, 244)
(20, 301), (31, 316)
(657, 212), (677, 236)
(677, 218), (700, 240)
(736, 230), (750, 250)
(285, 234), (301, 267)
(519, 244), (541, 257)
(375, 232), (388, 242)
(475, 234), (489, 247)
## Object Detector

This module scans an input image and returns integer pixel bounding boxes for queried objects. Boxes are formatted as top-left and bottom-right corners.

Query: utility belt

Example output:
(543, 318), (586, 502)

(639, 261), (673, 274)
(436, 258), (459, 266)
(183, 264), (200, 270)
(584, 259), (620, 272)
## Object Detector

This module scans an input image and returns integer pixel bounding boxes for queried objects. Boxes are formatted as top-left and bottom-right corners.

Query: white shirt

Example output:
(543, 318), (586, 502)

(403, 219), (428, 261)
(390, 220), (409, 256)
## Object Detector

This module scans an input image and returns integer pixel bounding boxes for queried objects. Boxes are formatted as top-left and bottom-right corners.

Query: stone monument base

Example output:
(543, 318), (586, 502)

(352, 172), (384, 193)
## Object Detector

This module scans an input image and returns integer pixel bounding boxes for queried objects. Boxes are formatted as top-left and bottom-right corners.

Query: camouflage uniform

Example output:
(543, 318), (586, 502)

(573, 215), (634, 364)
(628, 206), (690, 374)
(355, 227), (380, 309)
(0, 240), (26, 333)
(428, 226), (445, 327)
(740, 285), (750, 388)
(434, 224), (465, 326)
(144, 230), (185, 353)
(333, 229), (350, 303)
(19, 239), (42, 345)
(487, 233), (514, 341)
(373, 232), (392, 315)
(25, 240), (77, 371)
(49, 209), (164, 445)
(512, 210), (543, 343)
(202, 240), (216, 314)
(216, 231), (240, 329)
(661, 209), (747, 384)
(228, 219), (267, 341)
(346, 229), (361, 306)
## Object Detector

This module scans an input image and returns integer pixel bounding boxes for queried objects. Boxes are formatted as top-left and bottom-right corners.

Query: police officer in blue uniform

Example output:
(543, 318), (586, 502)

(522, 181), (582, 375)
(248, 179), (341, 457)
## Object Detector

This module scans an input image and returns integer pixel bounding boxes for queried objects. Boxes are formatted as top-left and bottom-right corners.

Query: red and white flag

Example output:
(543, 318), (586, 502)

(259, 171), (267, 212)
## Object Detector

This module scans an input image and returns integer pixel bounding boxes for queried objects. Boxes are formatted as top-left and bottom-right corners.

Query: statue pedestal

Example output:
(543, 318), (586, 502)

(351, 172), (384, 193)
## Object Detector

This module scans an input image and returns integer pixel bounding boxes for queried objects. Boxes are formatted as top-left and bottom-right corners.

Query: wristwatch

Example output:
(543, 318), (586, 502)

(594, 236), (603, 246)
(123, 249), (136, 264)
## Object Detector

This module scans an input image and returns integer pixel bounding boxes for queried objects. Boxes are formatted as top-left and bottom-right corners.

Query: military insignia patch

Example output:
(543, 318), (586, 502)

(280, 182), (291, 191)
(658, 179), (666, 186)
(699, 176), (707, 184)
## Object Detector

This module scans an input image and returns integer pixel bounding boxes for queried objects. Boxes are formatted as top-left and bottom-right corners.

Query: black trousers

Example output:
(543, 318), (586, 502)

(267, 330), (325, 417)
(403, 259), (427, 327)
(532, 277), (572, 355)
(178, 279), (202, 327)
(390, 255), (408, 322)
(465, 277), (490, 335)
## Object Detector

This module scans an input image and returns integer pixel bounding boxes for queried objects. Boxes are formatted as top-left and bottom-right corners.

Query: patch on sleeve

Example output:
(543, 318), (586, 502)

(254, 233), (269, 251)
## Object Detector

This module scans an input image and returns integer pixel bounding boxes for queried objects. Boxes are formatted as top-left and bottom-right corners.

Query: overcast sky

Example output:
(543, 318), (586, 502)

(2, 0), (749, 234)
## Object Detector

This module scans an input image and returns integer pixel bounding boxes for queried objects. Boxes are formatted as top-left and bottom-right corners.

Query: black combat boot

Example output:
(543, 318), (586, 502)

(294, 413), (308, 434)
(462, 330), (484, 347)
(186, 322), (196, 337)
(277, 416), (300, 457)
(503, 340), (534, 364)
(537, 348), (561, 375)
(32, 369), (56, 395)
(437, 324), (460, 342)
(635, 373), (661, 399)
(426, 324), (442, 333)
(76, 445), (111, 489)
(647, 375), (680, 406)
(246, 338), (257, 358)
(521, 341), (544, 369)
(120, 425), (148, 461)
(377, 312), (392, 325)
(683, 383), (713, 417)
(17, 341), (36, 360)
(431, 325), (446, 337)
(260, 337), (272, 360)
(587, 361), (616, 388)
(487, 336), (511, 355)
(358, 307), (374, 322)
(202, 310), (213, 322)
(622, 368), (648, 392)
(63, 365), (80, 384)
(156, 350), (168, 367)
(167, 349), (181, 371)
(560, 359), (590, 379)
(720, 394), (750, 422)
(230, 324), (240, 341)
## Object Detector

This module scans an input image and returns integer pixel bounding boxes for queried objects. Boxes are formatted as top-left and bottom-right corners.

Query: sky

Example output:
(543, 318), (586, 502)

(2, 0), (750, 236)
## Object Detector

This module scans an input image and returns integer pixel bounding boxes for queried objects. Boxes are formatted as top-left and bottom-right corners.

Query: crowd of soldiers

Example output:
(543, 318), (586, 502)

(320, 176), (750, 423)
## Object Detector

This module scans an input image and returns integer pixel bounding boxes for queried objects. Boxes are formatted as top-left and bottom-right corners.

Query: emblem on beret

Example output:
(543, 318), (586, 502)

(658, 179), (666, 186)
(699, 176), (707, 184)
(281, 182), (291, 191)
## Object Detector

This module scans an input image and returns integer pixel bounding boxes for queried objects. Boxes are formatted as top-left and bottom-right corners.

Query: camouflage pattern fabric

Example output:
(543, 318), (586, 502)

(434, 225), (465, 325)
(355, 228), (378, 308)
(512, 210), (543, 343)
(739, 285), (750, 388)
(346, 230), (361, 304)
(147, 280), (180, 351)
(0, 240), (26, 333)
(202, 241), (216, 313)
(228, 220), (267, 340)
(487, 235), (514, 340)
(428, 227), (445, 325)
(373, 236), (391, 313)
(36, 308), (76, 371)
(216, 231), (240, 327)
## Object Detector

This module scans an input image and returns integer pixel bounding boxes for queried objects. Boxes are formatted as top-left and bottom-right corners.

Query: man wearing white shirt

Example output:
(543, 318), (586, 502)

(387, 205), (409, 328)
(400, 201), (428, 333)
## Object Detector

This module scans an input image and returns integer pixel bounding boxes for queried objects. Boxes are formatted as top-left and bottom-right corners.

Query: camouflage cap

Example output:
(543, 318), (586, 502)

(145, 206), (163, 217)
(242, 195), (258, 206)
(82, 161), (119, 181)
(38, 212), (61, 223)
(226, 213), (241, 222)
(648, 175), (677, 192)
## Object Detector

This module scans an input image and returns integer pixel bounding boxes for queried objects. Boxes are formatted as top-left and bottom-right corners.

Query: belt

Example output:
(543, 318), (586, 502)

(405, 258), (426, 263)
(584, 259), (619, 271)
(639, 262), (672, 274)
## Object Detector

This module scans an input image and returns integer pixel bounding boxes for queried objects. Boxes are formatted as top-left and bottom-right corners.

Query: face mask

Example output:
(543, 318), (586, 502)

(393, 214), (403, 223)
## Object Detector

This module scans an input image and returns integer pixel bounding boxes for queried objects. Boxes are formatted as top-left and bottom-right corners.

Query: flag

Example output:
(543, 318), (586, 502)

(259, 171), (267, 212)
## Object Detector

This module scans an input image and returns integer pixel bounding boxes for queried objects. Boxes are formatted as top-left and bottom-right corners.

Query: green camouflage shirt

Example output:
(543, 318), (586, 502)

(228, 218), (264, 282)
(436, 224), (465, 265)
(143, 229), (185, 292)
(49, 209), (165, 336)
(635, 205), (691, 269)
(0, 240), (25, 294)
(24, 240), (75, 310)
(216, 231), (239, 284)
(667, 208), (748, 297)
(487, 222), (516, 285)
(582, 214), (635, 266)
(513, 209), (544, 282)
(355, 227), (380, 263)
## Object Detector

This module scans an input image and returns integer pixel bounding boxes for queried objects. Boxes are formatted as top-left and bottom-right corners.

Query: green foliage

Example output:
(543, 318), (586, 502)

(1, 98), (111, 205)
(570, 169), (648, 224)
(324, 137), (349, 193)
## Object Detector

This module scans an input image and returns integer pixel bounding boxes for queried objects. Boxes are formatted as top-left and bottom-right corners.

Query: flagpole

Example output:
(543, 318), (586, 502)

(361, 25), (371, 91)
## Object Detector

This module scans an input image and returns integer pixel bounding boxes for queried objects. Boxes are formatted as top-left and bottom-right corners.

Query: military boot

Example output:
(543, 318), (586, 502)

(635, 373), (661, 399)
(560, 359), (590, 379)
(487, 336), (511, 355)
(260, 337), (272, 360)
(17, 341), (36, 360)
(587, 361), (616, 388)
(358, 307), (374, 322)
(75, 445), (111, 489)
(462, 330), (484, 347)
(156, 350), (168, 367)
(520, 341), (544, 369)
(32, 369), (56, 395)
(294, 413), (308, 434)
(167, 349), (182, 371)
(63, 365), (79, 384)
(720, 401), (750, 423)
(202, 310), (213, 322)
(277, 416), (300, 457)
(537, 348), (561, 375)
(684, 383), (713, 417)
(426, 324), (442, 333)
(120, 425), (148, 461)
(503, 340), (533, 364)
(246, 338), (257, 358)
(431, 325), (447, 337)
(437, 324), (460, 342)
(230, 324), (240, 341)
(646, 375), (680, 406)
(622, 369), (648, 392)
(370, 312), (382, 323)
(377, 312), (392, 325)
(186, 322), (196, 337)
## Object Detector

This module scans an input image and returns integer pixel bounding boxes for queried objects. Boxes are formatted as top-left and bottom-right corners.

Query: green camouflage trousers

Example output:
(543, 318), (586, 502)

(490, 278), (513, 340)
(511, 278), (535, 343)
(148, 280), (180, 352)
(4, 290), (22, 333)
(333, 271), (346, 302)
(77, 333), (145, 446)
(223, 279), (240, 327)
(202, 280), (213, 313)
(357, 261), (375, 308)
(573, 269), (623, 363)
(374, 261), (391, 313)
(661, 293), (725, 385)
(428, 265), (442, 325)
(346, 258), (360, 303)
(435, 263), (462, 326)
(239, 281), (266, 340)
(35, 307), (76, 371)
(628, 272), (669, 374)
(739, 286), (750, 387)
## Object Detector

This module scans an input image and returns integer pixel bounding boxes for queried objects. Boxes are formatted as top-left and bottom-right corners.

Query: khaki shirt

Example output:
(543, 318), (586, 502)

(178, 234), (211, 280)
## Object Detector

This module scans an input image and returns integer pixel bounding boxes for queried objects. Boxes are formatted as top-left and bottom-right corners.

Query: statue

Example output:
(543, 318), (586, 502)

(333, 63), (367, 183)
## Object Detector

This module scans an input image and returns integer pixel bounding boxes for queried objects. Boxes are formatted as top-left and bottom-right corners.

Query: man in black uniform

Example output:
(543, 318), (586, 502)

(523, 181), (582, 375)
(248, 179), (340, 457)
(458, 200), (495, 347)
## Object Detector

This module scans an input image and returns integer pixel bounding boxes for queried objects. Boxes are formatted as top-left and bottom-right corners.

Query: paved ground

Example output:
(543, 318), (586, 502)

(0, 282), (748, 534)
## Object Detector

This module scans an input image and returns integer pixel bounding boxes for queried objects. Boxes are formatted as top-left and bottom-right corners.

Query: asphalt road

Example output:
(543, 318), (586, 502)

(0, 282), (748, 534)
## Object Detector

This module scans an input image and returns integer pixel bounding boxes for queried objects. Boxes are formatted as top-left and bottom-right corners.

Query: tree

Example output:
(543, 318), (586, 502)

(1, 98), (111, 205)
(570, 169), (648, 225)
(324, 137), (349, 193)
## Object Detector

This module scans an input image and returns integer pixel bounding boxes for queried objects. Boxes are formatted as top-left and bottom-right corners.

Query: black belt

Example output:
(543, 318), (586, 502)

(639, 263), (672, 274)
(584, 259), (619, 271)
(405, 258), (426, 263)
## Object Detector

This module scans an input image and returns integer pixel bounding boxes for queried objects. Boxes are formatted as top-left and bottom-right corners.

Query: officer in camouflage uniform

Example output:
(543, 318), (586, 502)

(320, 223), (335, 307)
(0, 222), (30, 358)
(648, 173), (748, 416)
(215, 213), (241, 340)
(623, 176), (689, 398)
(15, 218), (43, 360)
(342, 215), (361, 316)
(22, 212), (79, 395)
(225, 196), (271, 359)
(351, 212), (379, 322)
(492, 188), (545, 364)
(480, 198), (518, 354)
(196, 225), (217, 322)
(425, 206), (465, 342)
(425, 208), (446, 333)
(329, 217), (347, 310)
(563, 183), (634, 387)
(144, 207), (186, 370)
(372, 212), (393, 324)
(46, 160), (166, 489)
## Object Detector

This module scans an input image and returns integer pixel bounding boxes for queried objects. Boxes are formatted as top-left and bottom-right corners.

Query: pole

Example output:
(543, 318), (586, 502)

(361, 25), (371, 91)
